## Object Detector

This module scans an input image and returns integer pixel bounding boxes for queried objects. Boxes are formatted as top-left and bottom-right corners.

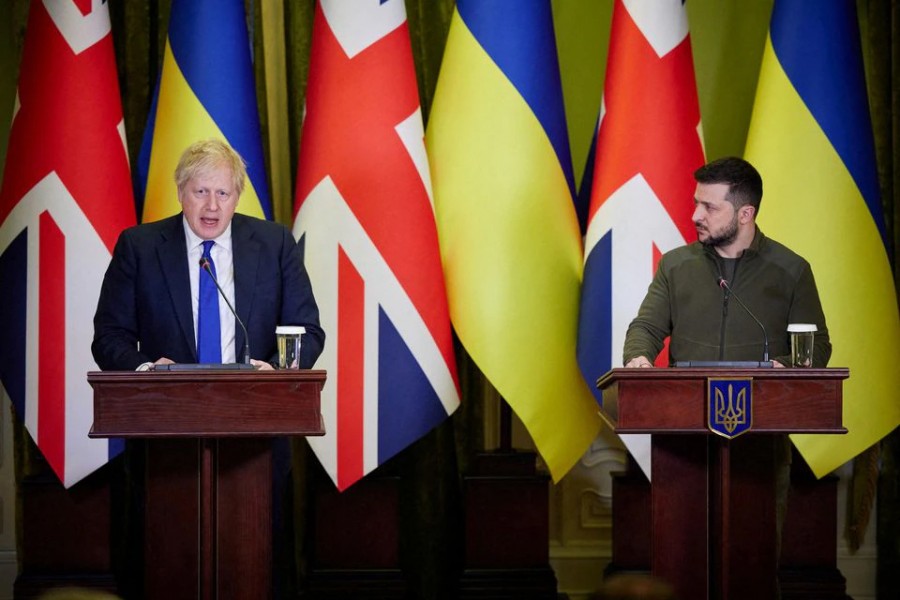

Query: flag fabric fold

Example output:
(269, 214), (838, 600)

(577, 0), (705, 476)
(426, 0), (601, 481)
(0, 0), (136, 487)
(745, 0), (900, 477)
(293, 0), (460, 491)
(136, 0), (270, 223)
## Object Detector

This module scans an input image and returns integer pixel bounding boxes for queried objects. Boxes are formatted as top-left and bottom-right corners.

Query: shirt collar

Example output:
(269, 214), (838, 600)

(182, 216), (233, 252)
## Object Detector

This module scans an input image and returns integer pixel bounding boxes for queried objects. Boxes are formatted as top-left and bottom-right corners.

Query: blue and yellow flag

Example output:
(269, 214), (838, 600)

(426, 1), (602, 480)
(136, 0), (270, 222)
(745, 0), (900, 477)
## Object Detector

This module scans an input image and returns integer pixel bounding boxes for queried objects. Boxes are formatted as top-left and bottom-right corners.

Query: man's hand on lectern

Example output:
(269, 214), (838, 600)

(625, 356), (653, 368)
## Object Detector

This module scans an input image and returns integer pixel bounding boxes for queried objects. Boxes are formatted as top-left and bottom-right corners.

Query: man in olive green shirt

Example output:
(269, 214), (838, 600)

(623, 157), (831, 368)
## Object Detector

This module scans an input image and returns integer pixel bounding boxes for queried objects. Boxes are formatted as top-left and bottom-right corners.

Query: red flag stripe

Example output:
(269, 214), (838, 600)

(38, 211), (66, 476)
(336, 248), (365, 490)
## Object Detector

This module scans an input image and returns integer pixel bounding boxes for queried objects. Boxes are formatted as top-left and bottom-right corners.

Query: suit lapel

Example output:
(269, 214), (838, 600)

(232, 215), (261, 359)
(157, 216), (197, 361)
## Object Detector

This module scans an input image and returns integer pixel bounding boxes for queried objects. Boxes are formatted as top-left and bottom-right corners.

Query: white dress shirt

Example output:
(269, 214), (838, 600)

(183, 219), (237, 363)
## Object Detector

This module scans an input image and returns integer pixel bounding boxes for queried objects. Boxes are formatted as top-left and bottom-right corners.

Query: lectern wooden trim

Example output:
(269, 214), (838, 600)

(597, 368), (847, 600)
(88, 369), (326, 600)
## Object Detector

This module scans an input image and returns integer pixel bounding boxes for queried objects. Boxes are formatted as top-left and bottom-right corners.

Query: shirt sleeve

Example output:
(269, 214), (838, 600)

(622, 262), (673, 366)
(790, 262), (832, 368)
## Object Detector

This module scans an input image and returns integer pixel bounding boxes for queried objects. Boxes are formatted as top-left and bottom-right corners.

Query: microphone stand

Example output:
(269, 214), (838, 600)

(718, 277), (770, 363)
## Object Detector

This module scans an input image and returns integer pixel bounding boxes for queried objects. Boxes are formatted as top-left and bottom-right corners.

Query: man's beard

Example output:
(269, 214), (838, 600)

(698, 214), (739, 248)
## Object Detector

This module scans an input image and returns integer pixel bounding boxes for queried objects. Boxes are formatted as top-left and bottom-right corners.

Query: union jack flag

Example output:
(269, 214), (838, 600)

(293, 0), (460, 491)
(0, 0), (135, 487)
(577, 0), (704, 475)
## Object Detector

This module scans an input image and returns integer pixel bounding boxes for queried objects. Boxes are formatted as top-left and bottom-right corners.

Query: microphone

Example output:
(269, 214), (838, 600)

(717, 276), (769, 363)
(200, 256), (251, 365)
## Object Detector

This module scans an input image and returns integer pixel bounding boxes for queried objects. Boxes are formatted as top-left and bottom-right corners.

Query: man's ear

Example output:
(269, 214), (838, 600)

(740, 204), (756, 223)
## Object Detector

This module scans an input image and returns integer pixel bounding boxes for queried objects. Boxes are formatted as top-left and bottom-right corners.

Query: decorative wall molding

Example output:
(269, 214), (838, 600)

(835, 462), (877, 600)
(550, 430), (625, 599)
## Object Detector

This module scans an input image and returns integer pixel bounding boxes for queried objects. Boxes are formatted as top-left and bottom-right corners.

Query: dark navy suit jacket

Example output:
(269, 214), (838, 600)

(92, 213), (325, 370)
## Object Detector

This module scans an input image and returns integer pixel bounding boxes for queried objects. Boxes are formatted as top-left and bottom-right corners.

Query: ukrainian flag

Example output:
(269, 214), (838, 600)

(136, 0), (270, 222)
(426, 1), (602, 480)
(745, 0), (900, 477)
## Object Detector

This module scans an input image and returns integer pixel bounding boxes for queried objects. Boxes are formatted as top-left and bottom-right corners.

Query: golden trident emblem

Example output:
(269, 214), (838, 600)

(714, 383), (747, 434)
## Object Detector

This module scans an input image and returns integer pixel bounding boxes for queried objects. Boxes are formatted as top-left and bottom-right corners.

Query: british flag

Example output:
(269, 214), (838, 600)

(293, 0), (460, 491)
(0, 0), (135, 487)
(577, 0), (704, 475)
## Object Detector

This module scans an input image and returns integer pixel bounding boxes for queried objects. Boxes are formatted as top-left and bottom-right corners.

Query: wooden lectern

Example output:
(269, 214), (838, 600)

(88, 369), (326, 599)
(596, 368), (847, 600)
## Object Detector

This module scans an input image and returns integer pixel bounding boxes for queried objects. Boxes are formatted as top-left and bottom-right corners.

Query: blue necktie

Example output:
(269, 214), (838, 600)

(198, 240), (222, 363)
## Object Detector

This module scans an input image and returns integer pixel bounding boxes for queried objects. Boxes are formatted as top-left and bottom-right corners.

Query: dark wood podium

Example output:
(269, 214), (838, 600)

(596, 368), (848, 600)
(88, 369), (326, 599)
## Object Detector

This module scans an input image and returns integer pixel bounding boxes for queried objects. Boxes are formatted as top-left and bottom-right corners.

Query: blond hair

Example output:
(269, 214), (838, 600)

(174, 139), (247, 196)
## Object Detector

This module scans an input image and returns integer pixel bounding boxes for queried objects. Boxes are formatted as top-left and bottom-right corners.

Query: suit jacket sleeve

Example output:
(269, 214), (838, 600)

(92, 229), (152, 370)
(276, 229), (325, 369)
